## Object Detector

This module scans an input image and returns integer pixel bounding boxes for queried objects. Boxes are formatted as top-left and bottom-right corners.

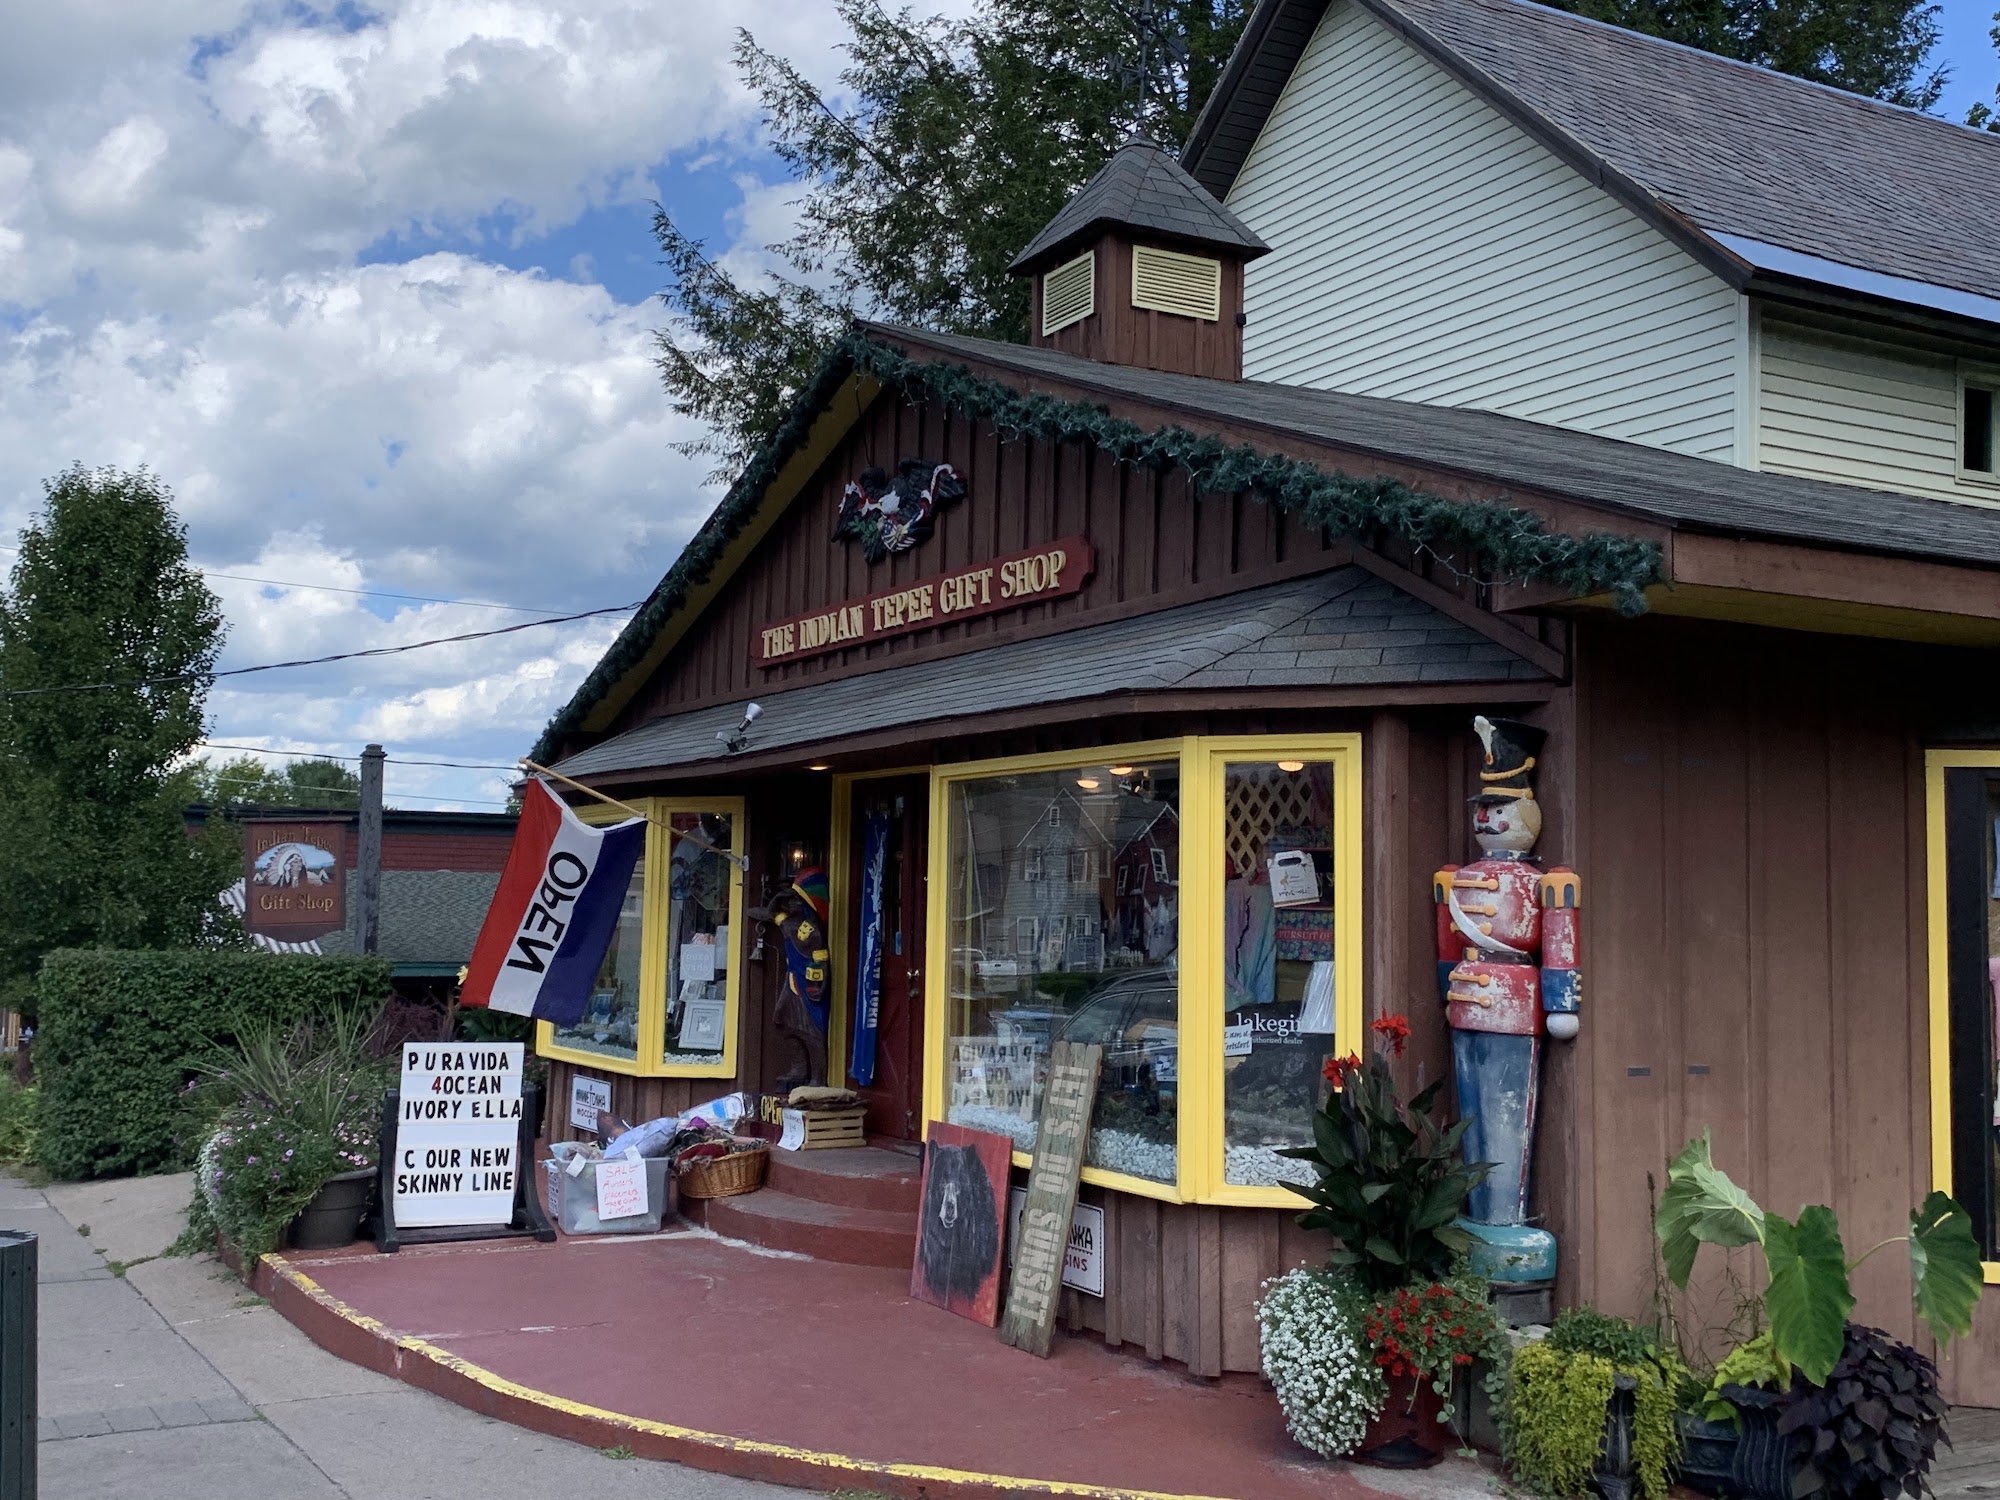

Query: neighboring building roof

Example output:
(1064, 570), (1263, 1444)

(316, 871), (502, 970)
(893, 326), (2000, 569)
(1183, 0), (2000, 315)
(1008, 136), (1269, 275)
(553, 567), (1548, 779)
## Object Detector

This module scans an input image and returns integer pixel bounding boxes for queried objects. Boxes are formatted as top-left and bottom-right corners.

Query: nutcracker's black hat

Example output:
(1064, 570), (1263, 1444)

(1470, 715), (1546, 804)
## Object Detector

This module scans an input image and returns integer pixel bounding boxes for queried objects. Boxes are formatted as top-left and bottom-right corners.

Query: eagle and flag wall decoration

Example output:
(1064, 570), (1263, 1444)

(832, 459), (966, 563)
(458, 778), (645, 1026)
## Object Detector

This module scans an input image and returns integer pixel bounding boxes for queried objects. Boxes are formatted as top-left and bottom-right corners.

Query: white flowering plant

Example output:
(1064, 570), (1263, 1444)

(173, 1009), (389, 1259)
(1258, 1267), (1388, 1457)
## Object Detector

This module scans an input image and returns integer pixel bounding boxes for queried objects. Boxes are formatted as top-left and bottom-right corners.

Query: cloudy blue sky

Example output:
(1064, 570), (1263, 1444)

(0, 1), (1994, 813)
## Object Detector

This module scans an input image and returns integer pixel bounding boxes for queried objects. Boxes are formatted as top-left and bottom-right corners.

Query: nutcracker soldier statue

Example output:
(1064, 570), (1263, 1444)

(1433, 716), (1581, 1284)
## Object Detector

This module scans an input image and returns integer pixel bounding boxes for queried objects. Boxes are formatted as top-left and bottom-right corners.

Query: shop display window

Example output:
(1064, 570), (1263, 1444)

(549, 853), (646, 1064)
(1930, 752), (2000, 1274)
(1217, 759), (1345, 1188)
(538, 798), (744, 1079)
(941, 758), (1182, 1186)
(663, 811), (735, 1065)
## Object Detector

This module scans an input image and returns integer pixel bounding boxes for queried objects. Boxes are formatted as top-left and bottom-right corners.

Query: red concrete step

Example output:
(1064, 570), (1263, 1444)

(693, 1188), (917, 1269)
(763, 1147), (923, 1215)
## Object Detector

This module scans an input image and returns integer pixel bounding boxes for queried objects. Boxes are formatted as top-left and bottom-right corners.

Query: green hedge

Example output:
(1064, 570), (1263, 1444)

(34, 949), (393, 1181)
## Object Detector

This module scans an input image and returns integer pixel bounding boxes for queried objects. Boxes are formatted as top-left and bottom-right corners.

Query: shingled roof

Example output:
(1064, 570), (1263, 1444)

(553, 568), (1546, 780)
(1183, 0), (2000, 315)
(1008, 136), (1269, 275)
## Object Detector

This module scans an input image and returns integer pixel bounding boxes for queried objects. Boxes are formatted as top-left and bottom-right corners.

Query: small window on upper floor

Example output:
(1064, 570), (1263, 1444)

(1963, 376), (1997, 476)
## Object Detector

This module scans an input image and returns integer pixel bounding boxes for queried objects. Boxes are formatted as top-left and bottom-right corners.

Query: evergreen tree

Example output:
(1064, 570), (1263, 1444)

(1546, 0), (1944, 109)
(0, 466), (230, 1013)
(654, 0), (1249, 478)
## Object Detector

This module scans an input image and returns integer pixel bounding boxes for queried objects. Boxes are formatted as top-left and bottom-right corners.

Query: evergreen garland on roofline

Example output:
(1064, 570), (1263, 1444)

(531, 329), (1663, 761)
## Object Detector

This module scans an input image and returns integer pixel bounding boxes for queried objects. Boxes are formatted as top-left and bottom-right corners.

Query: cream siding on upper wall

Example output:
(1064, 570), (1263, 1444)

(1756, 309), (2000, 509)
(1227, 0), (1743, 461)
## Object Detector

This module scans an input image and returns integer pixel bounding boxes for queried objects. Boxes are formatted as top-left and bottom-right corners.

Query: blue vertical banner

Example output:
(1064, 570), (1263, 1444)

(850, 812), (891, 1087)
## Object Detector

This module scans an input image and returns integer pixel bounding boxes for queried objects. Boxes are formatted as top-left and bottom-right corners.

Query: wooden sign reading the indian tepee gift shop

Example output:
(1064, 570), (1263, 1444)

(997, 1040), (1102, 1358)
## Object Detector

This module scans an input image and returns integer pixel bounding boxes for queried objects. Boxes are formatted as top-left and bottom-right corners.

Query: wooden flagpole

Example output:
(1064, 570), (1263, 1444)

(516, 758), (747, 869)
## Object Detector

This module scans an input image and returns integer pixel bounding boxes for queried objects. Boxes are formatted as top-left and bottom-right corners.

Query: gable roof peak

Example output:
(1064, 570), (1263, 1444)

(1008, 133), (1269, 276)
(1186, 0), (2000, 319)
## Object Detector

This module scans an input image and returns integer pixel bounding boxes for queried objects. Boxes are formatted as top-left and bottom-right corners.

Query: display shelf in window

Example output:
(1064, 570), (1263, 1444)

(927, 743), (1187, 1198)
(536, 796), (745, 1079)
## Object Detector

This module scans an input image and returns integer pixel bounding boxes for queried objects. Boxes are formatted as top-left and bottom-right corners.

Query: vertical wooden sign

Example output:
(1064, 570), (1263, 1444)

(997, 1041), (1102, 1357)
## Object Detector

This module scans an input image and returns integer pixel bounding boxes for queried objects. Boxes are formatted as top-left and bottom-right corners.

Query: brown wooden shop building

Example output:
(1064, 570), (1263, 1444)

(528, 0), (2000, 1402)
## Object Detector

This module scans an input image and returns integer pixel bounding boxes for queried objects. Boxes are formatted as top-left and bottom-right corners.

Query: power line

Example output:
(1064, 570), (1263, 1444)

(201, 571), (576, 616)
(1, 601), (642, 698)
(196, 742), (521, 772)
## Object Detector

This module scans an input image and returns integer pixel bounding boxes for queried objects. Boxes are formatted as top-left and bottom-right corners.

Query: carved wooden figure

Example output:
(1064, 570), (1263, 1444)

(752, 867), (832, 1091)
(1432, 716), (1581, 1283)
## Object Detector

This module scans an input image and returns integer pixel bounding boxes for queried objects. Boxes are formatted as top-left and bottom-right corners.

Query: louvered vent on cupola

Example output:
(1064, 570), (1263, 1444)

(1131, 245), (1222, 321)
(1007, 137), (1269, 381)
(1041, 251), (1096, 335)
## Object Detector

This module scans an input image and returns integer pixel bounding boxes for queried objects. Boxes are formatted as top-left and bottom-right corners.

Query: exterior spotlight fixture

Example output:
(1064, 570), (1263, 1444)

(1277, 760), (1306, 773)
(1075, 776), (1101, 790)
(717, 701), (762, 753)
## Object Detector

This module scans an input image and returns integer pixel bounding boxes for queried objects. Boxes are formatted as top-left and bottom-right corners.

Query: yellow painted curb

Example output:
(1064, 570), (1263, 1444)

(262, 1255), (1237, 1500)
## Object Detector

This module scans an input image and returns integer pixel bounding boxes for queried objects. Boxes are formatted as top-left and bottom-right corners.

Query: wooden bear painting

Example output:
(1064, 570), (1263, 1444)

(911, 1123), (1012, 1326)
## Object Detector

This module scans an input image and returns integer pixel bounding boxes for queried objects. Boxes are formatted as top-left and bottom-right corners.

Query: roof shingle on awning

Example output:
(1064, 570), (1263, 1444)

(554, 567), (1548, 781)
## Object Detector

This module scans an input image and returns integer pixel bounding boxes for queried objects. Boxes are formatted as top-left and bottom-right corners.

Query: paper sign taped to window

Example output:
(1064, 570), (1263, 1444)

(595, 1152), (648, 1220)
(1224, 1021), (1254, 1058)
(1267, 850), (1321, 907)
(680, 941), (717, 983)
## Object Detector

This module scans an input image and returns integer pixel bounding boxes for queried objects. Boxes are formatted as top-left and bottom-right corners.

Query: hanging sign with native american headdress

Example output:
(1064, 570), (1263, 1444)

(832, 459), (966, 564)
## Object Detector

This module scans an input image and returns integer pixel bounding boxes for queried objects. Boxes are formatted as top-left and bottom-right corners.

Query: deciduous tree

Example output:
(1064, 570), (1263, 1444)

(0, 466), (231, 1012)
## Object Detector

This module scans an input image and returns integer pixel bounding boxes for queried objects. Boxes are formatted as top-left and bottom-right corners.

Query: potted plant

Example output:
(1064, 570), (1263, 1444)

(1653, 1132), (1977, 1500)
(178, 1010), (390, 1261)
(1503, 1306), (1686, 1500)
(1258, 1014), (1495, 1466)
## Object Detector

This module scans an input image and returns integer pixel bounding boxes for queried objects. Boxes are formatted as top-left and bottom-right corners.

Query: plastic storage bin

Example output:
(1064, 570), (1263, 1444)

(543, 1143), (675, 1234)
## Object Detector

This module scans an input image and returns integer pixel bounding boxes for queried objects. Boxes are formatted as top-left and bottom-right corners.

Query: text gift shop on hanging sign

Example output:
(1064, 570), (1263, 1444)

(392, 1042), (524, 1230)
(754, 538), (1094, 666)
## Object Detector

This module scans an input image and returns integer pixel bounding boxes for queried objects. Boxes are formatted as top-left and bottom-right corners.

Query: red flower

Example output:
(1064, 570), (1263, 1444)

(1370, 1014), (1413, 1056)
(1322, 1052), (1362, 1086)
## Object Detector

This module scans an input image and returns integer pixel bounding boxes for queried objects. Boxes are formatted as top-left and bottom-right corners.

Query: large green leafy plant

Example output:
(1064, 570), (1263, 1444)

(1281, 1016), (1490, 1291)
(1655, 1132), (1982, 1386)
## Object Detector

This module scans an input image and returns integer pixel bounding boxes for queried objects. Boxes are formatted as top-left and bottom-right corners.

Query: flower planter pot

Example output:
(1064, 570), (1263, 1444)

(1591, 1374), (1639, 1500)
(286, 1168), (374, 1250)
(1672, 1407), (1796, 1500)
(1352, 1372), (1447, 1468)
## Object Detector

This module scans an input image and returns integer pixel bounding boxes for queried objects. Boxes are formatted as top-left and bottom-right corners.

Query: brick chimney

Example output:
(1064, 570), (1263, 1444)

(1008, 136), (1269, 381)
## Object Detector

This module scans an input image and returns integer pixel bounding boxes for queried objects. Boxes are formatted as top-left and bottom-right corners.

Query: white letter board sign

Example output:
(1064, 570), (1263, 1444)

(393, 1042), (523, 1229)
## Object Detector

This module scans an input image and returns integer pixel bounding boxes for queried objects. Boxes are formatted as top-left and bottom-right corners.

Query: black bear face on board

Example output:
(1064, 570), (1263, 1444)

(918, 1143), (999, 1303)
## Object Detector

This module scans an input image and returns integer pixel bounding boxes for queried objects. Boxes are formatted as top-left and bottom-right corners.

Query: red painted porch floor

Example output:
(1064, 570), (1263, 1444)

(267, 1225), (1430, 1500)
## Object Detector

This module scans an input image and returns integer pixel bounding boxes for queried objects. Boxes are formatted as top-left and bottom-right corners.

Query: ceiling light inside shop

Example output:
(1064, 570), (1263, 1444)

(1075, 777), (1101, 790)
(1277, 760), (1306, 773)
(807, 764), (830, 771)
(1107, 765), (1134, 776)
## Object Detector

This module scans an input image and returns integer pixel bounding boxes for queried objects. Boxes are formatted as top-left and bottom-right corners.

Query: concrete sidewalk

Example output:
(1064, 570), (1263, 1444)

(11, 1170), (796, 1499)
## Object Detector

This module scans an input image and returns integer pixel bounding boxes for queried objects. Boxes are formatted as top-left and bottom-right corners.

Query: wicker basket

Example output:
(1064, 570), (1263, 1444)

(676, 1143), (769, 1200)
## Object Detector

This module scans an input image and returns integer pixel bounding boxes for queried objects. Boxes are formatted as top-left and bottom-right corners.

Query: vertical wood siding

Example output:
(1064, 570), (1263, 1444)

(1566, 616), (2000, 1392)
(1224, 0), (1742, 461)
(606, 391), (1336, 730)
(1757, 310), (2000, 509)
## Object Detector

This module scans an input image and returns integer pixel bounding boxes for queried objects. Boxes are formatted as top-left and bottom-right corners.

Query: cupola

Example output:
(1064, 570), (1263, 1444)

(1007, 136), (1269, 381)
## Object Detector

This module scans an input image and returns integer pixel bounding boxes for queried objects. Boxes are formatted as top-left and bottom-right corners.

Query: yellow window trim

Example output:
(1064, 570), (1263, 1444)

(536, 795), (746, 1080)
(923, 735), (1365, 1209)
(1923, 749), (2000, 1283)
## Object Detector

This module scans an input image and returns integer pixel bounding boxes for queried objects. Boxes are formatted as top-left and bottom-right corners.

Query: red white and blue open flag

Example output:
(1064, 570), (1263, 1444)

(459, 778), (645, 1025)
